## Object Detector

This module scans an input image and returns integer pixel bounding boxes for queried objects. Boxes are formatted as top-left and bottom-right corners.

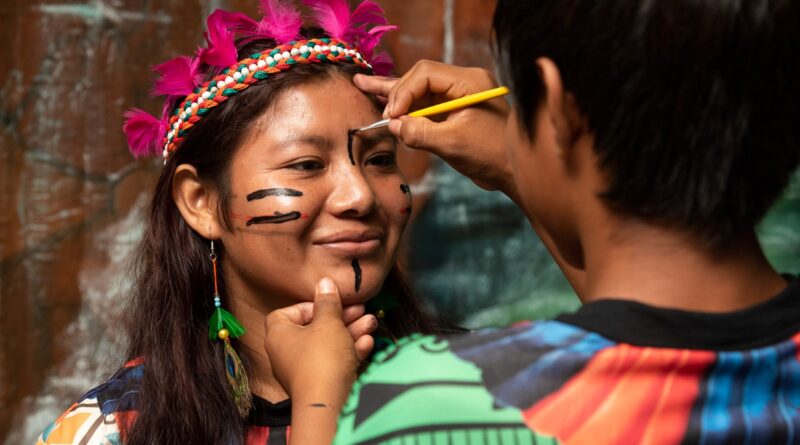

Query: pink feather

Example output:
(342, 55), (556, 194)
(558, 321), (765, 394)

(303, 0), (351, 39)
(350, 1), (388, 26)
(123, 109), (166, 158)
(370, 52), (394, 76)
(257, 0), (303, 43)
(357, 24), (397, 59)
(305, 0), (395, 50)
(214, 10), (259, 33)
(199, 9), (240, 68)
(151, 56), (204, 98)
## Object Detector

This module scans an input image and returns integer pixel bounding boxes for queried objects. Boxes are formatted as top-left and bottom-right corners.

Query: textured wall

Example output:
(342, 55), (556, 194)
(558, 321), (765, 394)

(1, 0), (201, 440)
(1, 0), (798, 443)
(0, 0), (507, 442)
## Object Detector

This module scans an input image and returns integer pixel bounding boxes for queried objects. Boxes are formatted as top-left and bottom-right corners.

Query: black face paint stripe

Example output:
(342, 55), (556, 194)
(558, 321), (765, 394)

(246, 188), (303, 201)
(347, 129), (358, 165)
(400, 184), (412, 215)
(352, 259), (362, 293)
(246, 211), (302, 226)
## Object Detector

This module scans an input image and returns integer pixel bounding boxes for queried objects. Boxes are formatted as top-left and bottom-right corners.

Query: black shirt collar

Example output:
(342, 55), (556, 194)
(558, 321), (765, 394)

(248, 396), (291, 427)
(556, 275), (800, 350)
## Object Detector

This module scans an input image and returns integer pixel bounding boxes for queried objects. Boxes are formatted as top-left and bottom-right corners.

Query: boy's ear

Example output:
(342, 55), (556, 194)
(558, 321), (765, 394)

(536, 57), (586, 152)
(172, 164), (224, 239)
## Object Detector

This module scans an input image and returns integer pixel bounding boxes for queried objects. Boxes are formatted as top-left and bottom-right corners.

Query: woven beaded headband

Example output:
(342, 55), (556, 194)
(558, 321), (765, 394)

(165, 38), (372, 158)
(123, 0), (396, 161)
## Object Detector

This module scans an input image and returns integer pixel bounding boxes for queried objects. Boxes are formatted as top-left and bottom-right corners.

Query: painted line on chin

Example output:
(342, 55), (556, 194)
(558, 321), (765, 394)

(352, 259), (362, 293)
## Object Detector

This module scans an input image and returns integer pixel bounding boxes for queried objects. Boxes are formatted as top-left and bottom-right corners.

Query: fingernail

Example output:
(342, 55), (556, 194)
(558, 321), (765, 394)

(318, 277), (335, 293)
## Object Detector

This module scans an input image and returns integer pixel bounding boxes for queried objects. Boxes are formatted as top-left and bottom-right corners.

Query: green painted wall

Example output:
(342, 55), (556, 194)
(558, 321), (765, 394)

(409, 164), (800, 328)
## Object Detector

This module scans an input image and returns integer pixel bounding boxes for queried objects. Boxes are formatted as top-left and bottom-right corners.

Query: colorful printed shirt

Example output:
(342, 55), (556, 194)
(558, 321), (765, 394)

(37, 357), (292, 445)
(335, 275), (800, 444)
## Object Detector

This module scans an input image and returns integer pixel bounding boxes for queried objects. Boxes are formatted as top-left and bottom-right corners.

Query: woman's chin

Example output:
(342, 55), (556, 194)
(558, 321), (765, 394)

(337, 282), (380, 306)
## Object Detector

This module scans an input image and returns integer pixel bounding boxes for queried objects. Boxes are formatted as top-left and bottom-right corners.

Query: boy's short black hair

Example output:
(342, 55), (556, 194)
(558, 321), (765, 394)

(494, 0), (799, 246)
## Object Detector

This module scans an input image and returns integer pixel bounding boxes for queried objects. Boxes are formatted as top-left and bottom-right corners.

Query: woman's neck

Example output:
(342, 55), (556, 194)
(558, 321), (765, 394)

(234, 297), (291, 402)
(224, 268), (292, 403)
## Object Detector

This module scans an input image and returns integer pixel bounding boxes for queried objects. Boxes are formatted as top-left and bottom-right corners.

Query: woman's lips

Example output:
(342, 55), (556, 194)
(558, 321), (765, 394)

(313, 230), (383, 257)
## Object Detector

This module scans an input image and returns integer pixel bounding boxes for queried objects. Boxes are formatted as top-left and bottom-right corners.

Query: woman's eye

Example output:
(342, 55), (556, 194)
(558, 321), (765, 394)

(367, 153), (396, 168)
(288, 160), (324, 171)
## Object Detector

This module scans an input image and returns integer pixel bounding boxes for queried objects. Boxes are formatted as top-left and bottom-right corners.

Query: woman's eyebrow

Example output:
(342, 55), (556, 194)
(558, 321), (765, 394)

(279, 134), (336, 149)
(355, 130), (396, 147)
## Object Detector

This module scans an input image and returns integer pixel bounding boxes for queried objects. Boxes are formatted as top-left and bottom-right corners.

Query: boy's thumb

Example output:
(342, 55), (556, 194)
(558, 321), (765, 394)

(390, 116), (448, 154)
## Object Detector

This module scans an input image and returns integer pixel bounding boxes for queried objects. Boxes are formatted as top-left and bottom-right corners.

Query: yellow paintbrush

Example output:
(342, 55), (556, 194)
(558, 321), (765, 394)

(355, 86), (510, 132)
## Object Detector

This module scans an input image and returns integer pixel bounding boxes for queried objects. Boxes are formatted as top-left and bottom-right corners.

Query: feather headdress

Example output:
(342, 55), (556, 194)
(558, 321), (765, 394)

(123, 0), (396, 160)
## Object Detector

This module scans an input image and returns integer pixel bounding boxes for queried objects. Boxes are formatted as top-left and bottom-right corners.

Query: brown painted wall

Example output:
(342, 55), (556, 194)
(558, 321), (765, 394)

(0, 0), (495, 442)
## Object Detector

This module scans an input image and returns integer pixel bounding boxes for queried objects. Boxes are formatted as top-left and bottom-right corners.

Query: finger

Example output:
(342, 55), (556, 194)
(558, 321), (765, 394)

(265, 302), (314, 329)
(353, 73), (397, 98)
(342, 304), (366, 325)
(313, 277), (343, 322)
(354, 335), (375, 363)
(387, 61), (469, 118)
(346, 314), (378, 340)
(389, 116), (460, 154)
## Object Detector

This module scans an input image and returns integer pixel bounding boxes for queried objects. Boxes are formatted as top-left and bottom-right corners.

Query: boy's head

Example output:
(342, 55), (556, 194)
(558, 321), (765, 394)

(493, 0), (799, 258)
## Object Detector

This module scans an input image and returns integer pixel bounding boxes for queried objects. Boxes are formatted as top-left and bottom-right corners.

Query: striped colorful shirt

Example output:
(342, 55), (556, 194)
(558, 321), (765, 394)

(335, 276), (800, 444)
(36, 357), (291, 445)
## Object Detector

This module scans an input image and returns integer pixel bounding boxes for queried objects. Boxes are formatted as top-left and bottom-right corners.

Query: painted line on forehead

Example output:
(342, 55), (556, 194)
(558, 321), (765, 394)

(352, 259), (362, 293)
(246, 211), (305, 226)
(347, 129), (358, 165)
(246, 188), (304, 201)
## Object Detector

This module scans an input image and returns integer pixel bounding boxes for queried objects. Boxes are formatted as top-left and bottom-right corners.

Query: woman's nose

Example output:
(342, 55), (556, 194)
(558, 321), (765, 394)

(326, 165), (377, 218)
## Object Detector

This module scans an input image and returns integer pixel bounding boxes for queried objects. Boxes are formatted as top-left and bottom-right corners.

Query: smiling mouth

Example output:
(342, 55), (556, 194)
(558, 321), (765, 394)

(313, 230), (383, 257)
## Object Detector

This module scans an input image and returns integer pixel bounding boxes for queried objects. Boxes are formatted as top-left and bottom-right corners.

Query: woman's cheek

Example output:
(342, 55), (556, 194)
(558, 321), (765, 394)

(231, 187), (310, 229)
(373, 176), (413, 223)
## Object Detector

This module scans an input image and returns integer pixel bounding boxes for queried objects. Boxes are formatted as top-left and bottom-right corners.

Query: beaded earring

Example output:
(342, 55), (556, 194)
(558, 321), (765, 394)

(208, 240), (252, 416)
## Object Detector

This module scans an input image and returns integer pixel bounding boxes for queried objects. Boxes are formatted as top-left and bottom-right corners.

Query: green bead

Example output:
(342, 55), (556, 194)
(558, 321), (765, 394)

(253, 71), (268, 80)
(285, 58), (296, 65)
(223, 88), (238, 96)
(197, 107), (209, 116)
(250, 52), (261, 59)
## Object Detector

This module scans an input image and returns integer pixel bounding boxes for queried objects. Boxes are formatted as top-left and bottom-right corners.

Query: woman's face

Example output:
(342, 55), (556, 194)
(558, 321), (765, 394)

(218, 74), (411, 309)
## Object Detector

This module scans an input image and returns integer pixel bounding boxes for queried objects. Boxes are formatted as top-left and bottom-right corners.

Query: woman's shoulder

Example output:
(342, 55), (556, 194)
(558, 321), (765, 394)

(36, 358), (144, 445)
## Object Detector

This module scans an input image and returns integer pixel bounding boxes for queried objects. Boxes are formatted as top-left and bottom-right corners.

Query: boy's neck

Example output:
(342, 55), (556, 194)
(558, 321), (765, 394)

(581, 224), (788, 313)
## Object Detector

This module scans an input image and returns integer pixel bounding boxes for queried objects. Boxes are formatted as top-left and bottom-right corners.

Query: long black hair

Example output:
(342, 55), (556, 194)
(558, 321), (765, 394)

(124, 35), (439, 444)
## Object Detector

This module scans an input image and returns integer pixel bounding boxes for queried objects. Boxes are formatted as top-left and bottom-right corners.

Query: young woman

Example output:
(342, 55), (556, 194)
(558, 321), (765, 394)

(37, 1), (438, 444)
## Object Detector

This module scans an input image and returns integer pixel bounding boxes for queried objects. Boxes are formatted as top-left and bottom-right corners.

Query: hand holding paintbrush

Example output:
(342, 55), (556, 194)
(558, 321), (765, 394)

(352, 62), (518, 201)
(354, 86), (510, 132)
